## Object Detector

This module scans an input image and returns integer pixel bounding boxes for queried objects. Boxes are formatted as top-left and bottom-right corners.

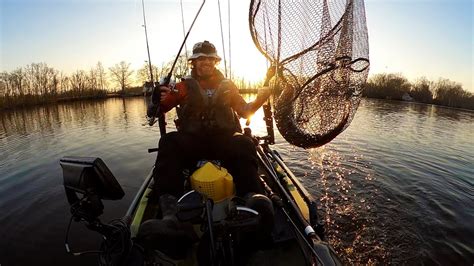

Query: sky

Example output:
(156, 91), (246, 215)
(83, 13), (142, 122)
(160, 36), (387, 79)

(1, 0), (473, 92)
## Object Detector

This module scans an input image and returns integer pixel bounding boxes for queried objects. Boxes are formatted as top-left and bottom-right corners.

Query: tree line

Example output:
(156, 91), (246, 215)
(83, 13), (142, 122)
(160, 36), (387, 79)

(364, 73), (474, 110)
(2, 61), (473, 111)
(0, 55), (190, 110)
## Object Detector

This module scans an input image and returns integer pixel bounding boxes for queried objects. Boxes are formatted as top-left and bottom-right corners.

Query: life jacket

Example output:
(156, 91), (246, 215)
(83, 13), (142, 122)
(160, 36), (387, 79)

(176, 77), (242, 135)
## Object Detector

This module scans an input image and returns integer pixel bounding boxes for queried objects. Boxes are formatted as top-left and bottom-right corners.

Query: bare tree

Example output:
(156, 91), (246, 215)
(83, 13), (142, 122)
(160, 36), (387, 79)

(157, 62), (170, 80)
(88, 67), (98, 91)
(24, 64), (35, 95)
(434, 78), (467, 107)
(70, 70), (88, 95)
(150, 54), (188, 83)
(10, 68), (25, 96)
(22, 63), (57, 97)
(364, 73), (411, 100)
(411, 77), (433, 103)
(96, 62), (108, 91)
(58, 72), (69, 94)
(0, 72), (10, 97)
(172, 54), (189, 80)
(0, 72), (7, 108)
(50, 70), (59, 96)
(109, 61), (134, 94)
(136, 62), (160, 85)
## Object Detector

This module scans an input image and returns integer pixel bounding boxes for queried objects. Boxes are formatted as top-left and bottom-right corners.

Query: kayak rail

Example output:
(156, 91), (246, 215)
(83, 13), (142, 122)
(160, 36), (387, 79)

(270, 149), (325, 238)
(125, 168), (154, 218)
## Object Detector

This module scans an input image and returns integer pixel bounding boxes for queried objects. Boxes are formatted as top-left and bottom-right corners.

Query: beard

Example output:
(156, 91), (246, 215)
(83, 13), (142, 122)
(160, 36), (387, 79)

(196, 66), (214, 79)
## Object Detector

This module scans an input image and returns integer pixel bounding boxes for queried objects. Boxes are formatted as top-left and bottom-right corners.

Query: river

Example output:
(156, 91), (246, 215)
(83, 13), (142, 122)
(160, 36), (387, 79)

(0, 97), (473, 265)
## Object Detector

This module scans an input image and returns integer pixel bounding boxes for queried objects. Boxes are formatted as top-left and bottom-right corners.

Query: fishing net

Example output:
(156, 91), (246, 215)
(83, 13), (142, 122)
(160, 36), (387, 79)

(249, 0), (370, 148)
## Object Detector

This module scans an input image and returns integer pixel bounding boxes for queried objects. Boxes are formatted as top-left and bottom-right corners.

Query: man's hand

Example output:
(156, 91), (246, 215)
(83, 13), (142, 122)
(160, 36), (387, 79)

(160, 86), (171, 102)
(256, 87), (271, 101)
(264, 64), (282, 86)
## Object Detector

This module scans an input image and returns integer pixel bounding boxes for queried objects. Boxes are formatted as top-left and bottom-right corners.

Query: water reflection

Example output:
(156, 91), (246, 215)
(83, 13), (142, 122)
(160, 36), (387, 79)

(307, 147), (388, 264)
(0, 98), (166, 140)
(303, 99), (474, 264)
(0, 98), (473, 265)
(430, 104), (467, 121)
(406, 101), (432, 115)
(367, 98), (474, 123)
(0, 100), (106, 137)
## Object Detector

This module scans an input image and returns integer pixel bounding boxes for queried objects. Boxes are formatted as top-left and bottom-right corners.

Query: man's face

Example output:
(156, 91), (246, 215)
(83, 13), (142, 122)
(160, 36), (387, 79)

(194, 57), (217, 78)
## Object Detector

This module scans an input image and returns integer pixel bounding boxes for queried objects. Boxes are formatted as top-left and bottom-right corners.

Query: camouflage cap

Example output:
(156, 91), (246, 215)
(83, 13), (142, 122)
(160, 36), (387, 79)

(189, 40), (221, 61)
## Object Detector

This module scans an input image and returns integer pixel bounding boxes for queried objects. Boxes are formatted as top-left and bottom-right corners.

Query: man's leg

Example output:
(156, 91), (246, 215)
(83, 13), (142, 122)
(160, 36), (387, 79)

(153, 131), (202, 198)
(217, 134), (264, 196)
(217, 134), (274, 244)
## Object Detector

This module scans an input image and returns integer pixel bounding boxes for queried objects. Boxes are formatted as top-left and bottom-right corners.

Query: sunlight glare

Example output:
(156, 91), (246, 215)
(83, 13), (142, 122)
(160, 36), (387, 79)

(230, 55), (267, 84)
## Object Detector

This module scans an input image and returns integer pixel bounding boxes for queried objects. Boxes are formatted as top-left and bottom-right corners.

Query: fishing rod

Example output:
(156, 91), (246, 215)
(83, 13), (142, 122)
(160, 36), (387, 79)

(217, 0), (227, 77)
(148, 0), (207, 133)
(141, 0), (167, 134)
(163, 0), (206, 84)
(141, 0), (154, 85)
(180, 0), (188, 61)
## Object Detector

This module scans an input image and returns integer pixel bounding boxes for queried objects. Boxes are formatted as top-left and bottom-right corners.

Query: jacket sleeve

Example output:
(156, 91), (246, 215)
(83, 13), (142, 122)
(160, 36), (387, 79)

(159, 82), (186, 113)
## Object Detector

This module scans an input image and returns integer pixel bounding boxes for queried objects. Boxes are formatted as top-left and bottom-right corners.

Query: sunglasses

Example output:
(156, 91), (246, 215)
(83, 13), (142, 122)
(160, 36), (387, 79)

(196, 57), (217, 62)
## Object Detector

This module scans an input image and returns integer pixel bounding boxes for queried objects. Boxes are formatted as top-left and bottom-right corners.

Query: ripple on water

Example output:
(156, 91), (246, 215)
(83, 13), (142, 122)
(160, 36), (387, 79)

(302, 146), (389, 264)
(1, 98), (473, 265)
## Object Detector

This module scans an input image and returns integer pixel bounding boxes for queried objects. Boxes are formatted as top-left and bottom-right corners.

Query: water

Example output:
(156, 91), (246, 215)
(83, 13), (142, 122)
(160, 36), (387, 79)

(0, 97), (473, 265)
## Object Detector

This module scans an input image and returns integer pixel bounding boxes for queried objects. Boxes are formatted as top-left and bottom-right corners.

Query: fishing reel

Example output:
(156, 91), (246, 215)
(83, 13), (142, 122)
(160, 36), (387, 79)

(146, 76), (177, 126)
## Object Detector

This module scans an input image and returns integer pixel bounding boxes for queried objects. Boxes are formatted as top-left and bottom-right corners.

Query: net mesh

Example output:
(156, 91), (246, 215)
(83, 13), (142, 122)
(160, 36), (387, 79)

(249, 0), (370, 148)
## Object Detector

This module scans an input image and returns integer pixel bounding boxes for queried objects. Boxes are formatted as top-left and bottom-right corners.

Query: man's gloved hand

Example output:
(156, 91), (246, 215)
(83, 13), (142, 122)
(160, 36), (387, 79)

(256, 87), (271, 101)
(263, 64), (282, 86)
(160, 86), (171, 102)
(147, 85), (170, 120)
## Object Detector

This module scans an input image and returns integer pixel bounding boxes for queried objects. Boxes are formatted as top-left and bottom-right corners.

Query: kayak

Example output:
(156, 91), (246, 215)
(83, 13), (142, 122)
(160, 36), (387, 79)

(60, 128), (341, 266)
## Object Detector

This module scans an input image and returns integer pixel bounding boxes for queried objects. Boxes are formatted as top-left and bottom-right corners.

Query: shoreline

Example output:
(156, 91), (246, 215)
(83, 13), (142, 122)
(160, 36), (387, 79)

(0, 92), (143, 111)
(2, 94), (473, 113)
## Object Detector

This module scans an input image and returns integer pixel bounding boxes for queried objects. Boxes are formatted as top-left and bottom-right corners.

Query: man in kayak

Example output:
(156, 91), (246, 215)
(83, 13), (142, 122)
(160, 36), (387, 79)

(154, 40), (273, 199)
(142, 41), (275, 256)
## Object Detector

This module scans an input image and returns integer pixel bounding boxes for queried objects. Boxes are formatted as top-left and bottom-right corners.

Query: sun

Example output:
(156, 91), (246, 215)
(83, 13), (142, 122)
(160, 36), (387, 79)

(228, 57), (268, 84)
(214, 40), (269, 85)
